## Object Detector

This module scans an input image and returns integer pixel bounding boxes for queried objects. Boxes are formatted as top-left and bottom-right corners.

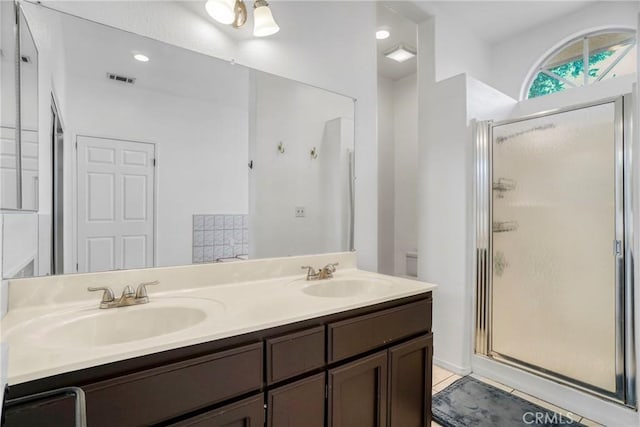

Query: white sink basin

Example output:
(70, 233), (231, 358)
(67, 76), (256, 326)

(302, 278), (394, 298)
(4, 297), (225, 349)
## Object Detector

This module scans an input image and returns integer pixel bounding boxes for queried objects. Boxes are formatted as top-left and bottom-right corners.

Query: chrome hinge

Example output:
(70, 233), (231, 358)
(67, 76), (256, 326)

(614, 240), (622, 256)
(152, 158), (156, 167)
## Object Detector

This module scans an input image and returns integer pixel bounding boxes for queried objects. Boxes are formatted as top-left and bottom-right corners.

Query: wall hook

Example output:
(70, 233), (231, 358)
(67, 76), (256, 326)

(310, 147), (318, 159)
(277, 142), (285, 154)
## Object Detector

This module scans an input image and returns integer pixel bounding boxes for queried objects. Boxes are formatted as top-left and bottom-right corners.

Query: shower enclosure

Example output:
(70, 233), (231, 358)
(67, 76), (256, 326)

(475, 95), (635, 406)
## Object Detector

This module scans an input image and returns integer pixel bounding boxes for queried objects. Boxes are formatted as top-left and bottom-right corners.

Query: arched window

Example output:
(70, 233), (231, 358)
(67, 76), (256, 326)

(525, 29), (637, 99)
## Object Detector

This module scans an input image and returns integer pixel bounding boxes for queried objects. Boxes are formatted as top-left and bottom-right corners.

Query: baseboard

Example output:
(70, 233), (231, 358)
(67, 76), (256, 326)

(434, 356), (472, 376)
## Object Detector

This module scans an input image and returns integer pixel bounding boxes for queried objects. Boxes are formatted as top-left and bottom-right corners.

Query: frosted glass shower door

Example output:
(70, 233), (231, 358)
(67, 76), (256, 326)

(491, 102), (619, 393)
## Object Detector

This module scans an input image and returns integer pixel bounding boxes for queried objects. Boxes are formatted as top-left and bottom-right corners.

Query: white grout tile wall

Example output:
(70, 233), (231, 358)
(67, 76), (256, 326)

(193, 214), (248, 263)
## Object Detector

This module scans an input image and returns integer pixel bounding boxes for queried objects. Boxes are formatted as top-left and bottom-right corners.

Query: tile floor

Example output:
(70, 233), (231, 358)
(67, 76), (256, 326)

(431, 365), (604, 427)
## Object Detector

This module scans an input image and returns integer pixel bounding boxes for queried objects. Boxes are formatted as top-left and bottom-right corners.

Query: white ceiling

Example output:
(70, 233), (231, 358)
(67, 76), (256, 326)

(415, 1), (595, 44)
(26, 4), (250, 108)
(376, 0), (597, 80)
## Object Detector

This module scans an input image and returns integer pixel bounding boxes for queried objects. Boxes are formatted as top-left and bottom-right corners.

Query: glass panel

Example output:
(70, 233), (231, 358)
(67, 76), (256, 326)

(592, 41), (637, 82)
(527, 72), (565, 99)
(545, 38), (584, 69)
(491, 103), (617, 393)
(547, 58), (585, 88)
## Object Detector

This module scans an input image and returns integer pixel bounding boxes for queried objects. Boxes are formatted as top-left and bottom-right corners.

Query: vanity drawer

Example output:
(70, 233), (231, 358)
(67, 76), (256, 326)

(84, 342), (263, 427)
(327, 299), (431, 363)
(266, 325), (325, 384)
(168, 394), (265, 427)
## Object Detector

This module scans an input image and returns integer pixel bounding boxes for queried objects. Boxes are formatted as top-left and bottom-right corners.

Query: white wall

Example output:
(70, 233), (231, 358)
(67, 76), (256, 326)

(1, 212), (38, 278)
(490, 1), (640, 100)
(66, 74), (249, 269)
(418, 70), (472, 373)
(392, 74), (418, 276)
(42, 0), (379, 271)
(249, 72), (354, 259)
(432, 5), (491, 84)
(377, 77), (394, 275)
(377, 73), (418, 277)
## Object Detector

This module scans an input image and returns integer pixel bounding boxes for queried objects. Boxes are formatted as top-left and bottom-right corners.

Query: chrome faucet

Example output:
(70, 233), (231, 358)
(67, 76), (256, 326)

(88, 281), (159, 309)
(301, 263), (339, 280)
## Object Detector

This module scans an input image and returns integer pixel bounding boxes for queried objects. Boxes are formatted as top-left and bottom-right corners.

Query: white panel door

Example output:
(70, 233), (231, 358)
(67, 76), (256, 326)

(77, 136), (155, 273)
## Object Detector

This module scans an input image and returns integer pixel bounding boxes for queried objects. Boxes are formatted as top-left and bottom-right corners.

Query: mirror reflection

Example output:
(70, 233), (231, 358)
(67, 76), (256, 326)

(2, 3), (354, 278)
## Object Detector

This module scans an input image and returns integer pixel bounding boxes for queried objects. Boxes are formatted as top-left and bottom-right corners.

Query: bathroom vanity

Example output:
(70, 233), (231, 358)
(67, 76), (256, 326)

(1, 253), (435, 427)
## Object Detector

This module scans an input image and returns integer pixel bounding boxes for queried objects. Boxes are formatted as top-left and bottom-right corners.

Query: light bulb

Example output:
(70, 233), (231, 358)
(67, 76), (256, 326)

(376, 30), (390, 40)
(205, 0), (236, 25)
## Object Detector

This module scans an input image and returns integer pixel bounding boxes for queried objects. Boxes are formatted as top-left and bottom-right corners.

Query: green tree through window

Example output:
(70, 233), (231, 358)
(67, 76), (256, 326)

(528, 51), (614, 98)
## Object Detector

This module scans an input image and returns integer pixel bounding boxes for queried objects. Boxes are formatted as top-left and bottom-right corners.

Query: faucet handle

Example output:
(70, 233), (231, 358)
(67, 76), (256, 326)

(135, 280), (160, 299)
(301, 266), (317, 274)
(122, 285), (135, 298)
(323, 262), (339, 273)
(88, 286), (115, 303)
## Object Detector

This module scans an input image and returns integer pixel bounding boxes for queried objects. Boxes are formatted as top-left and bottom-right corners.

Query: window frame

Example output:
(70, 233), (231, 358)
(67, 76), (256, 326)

(523, 28), (637, 100)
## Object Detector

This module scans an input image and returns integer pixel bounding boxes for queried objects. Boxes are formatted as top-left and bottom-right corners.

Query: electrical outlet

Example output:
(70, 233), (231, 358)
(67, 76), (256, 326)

(295, 207), (306, 217)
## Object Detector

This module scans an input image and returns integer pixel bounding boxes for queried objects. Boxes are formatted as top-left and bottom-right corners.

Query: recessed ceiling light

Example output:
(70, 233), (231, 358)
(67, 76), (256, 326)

(376, 30), (390, 40)
(134, 54), (150, 62)
(384, 44), (416, 63)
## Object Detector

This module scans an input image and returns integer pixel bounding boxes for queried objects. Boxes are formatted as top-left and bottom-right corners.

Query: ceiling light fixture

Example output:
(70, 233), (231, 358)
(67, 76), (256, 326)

(384, 44), (417, 63)
(133, 54), (150, 62)
(376, 30), (390, 40)
(205, 0), (279, 37)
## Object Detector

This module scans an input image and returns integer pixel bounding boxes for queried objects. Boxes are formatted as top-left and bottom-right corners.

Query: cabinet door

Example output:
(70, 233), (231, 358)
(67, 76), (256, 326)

(267, 373), (325, 427)
(328, 351), (388, 427)
(168, 394), (264, 427)
(388, 334), (433, 427)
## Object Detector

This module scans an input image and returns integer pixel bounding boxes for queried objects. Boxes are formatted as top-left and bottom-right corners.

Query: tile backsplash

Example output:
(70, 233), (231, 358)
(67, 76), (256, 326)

(193, 214), (249, 263)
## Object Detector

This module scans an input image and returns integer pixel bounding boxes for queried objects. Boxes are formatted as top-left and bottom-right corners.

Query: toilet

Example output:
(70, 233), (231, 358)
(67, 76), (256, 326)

(406, 251), (418, 277)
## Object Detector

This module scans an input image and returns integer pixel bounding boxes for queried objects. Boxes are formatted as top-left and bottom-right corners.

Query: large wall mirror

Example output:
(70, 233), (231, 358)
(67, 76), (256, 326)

(1, 0), (39, 212)
(1, 1), (355, 279)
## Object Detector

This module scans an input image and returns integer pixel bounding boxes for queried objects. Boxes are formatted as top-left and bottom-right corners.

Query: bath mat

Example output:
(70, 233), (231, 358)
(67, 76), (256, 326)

(432, 376), (585, 427)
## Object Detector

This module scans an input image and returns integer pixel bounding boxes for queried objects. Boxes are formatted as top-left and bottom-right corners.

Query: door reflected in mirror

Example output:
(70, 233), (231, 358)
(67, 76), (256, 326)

(2, 3), (355, 279)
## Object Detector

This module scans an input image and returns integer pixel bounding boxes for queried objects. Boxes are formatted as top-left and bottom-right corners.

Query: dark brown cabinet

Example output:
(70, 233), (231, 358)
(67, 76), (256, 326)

(168, 395), (264, 427)
(265, 326), (325, 385)
(84, 342), (263, 427)
(5, 293), (432, 427)
(3, 394), (76, 427)
(267, 373), (325, 427)
(327, 299), (431, 363)
(388, 334), (433, 427)
(328, 351), (388, 427)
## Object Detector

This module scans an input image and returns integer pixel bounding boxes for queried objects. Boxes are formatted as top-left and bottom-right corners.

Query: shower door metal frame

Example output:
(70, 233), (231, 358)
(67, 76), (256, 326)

(474, 95), (636, 407)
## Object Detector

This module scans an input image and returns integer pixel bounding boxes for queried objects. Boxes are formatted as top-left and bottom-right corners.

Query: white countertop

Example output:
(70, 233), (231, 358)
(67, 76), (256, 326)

(1, 268), (435, 385)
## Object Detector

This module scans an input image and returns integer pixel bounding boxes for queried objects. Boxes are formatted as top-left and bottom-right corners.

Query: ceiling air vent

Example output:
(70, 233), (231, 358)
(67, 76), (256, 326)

(106, 73), (136, 84)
